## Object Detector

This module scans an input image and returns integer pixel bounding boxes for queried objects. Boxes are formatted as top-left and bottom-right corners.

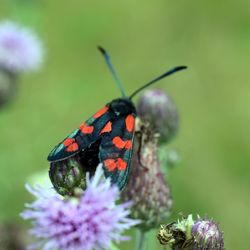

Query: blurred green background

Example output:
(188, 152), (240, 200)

(0, 0), (250, 249)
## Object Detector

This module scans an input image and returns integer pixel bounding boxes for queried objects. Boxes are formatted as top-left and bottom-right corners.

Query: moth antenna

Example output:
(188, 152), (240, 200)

(129, 66), (187, 99)
(98, 46), (126, 98)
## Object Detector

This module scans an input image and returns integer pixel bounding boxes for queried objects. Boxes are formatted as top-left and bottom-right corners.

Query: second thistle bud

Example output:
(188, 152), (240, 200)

(49, 156), (88, 196)
(137, 89), (179, 144)
(157, 215), (224, 250)
(192, 219), (224, 250)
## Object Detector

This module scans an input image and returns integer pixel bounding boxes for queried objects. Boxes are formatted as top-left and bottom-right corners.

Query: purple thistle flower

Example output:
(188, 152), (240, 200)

(21, 164), (139, 250)
(0, 21), (43, 73)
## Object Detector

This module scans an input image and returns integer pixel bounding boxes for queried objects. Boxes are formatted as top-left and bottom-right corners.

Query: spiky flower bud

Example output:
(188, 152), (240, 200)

(49, 156), (92, 196)
(0, 68), (16, 107)
(192, 218), (224, 250)
(137, 89), (179, 143)
(121, 121), (172, 231)
(157, 215), (224, 250)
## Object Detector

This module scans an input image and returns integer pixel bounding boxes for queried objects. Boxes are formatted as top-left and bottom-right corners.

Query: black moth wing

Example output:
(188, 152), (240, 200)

(99, 113), (136, 190)
(47, 106), (111, 162)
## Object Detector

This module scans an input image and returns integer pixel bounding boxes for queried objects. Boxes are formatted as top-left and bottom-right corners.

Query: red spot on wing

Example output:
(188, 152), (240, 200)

(63, 138), (79, 152)
(66, 143), (79, 152)
(125, 115), (135, 133)
(125, 140), (132, 149)
(63, 138), (75, 147)
(93, 106), (108, 119)
(112, 136), (132, 149)
(79, 123), (94, 134)
(100, 121), (112, 134)
(112, 136), (126, 149)
(104, 159), (116, 171)
(104, 158), (127, 171)
(117, 158), (127, 170)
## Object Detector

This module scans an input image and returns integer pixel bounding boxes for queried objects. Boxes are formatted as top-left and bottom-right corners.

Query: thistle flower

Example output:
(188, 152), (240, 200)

(21, 164), (139, 250)
(0, 21), (43, 73)
(137, 89), (179, 143)
(121, 122), (172, 231)
(157, 214), (224, 250)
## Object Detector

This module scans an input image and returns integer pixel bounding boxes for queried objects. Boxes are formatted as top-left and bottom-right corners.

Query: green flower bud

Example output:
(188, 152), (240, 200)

(157, 215), (224, 250)
(49, 156), (90, 196)
(137, 89), (179, 144)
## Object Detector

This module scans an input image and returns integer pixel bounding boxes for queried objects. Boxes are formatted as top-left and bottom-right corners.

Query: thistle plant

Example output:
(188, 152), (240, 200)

(0, 20), (43, 106)
(120, 89), (181, 249)
(21, 164), (139, 250)
(157, 214), (224, 250)
(121, 89), (179, 224)
(121, 121), (172, 231)
(21, 85), (226, 249)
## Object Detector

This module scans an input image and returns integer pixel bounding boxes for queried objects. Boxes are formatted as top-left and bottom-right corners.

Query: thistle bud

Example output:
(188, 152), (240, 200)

(192, 218), (224, 250)
(49, 156), (90, 196)
(157, 215), (224, 250)
(0, 68), (16, 107)
(121, 121), (172, 231)
(137, 89), (179, 143)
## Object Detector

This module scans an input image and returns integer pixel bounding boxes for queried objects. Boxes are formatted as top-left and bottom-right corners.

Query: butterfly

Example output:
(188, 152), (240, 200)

(47, 46), (187, 191)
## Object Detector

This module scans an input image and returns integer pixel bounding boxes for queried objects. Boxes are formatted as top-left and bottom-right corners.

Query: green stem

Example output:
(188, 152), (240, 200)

(136, 229), (147, 250)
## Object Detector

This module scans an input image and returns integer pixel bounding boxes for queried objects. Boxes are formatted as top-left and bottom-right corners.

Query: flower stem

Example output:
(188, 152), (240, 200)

(136, 229), (147, 250)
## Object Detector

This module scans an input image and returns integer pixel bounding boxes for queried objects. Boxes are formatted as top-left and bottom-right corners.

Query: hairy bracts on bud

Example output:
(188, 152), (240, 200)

(49, 155), (95, 196)
(137, 89), (179, 144)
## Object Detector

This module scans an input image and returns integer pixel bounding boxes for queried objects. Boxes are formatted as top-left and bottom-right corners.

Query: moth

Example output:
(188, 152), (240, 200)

(47, 47), (187, 190)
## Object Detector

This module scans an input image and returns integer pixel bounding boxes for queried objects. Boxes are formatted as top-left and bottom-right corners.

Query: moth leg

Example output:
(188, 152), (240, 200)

(135, 131), (148, 169)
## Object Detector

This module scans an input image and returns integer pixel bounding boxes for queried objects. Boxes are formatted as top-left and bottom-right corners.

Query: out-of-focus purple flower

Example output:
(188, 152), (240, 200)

(0, 21), (43, 73)
(21, 164), (139, 250)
